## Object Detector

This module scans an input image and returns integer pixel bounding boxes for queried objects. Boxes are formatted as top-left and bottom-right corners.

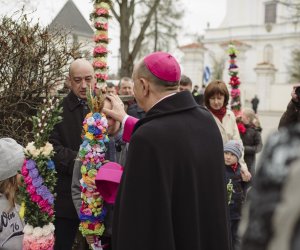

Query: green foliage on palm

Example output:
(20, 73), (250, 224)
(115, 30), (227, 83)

(19, 97), (62, 228)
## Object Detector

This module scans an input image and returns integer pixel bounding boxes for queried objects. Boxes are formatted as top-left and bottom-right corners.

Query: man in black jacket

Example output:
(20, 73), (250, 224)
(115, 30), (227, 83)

(49, 58), (95, 250)
(112, 52), (231, 250)
(250, 95), (259, 114)
(279, 85), (300, 129)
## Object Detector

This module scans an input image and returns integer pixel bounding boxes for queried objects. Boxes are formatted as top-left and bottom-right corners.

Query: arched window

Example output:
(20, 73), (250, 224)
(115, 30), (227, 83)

(263, 44), (273, 64)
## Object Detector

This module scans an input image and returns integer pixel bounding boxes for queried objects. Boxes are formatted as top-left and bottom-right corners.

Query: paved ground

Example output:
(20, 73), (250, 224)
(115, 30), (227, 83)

(256, 110), (283, 161)
(258, 111), (283, 143)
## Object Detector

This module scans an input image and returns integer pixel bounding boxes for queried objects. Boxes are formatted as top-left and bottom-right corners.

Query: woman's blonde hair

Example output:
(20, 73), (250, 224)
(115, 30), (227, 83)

(0, 175), (18, 212)
(243, 108), (261, 127)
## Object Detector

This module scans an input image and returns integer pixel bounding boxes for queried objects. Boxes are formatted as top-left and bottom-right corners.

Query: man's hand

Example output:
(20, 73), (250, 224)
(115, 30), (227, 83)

(241, 166), (252, 182)
(103, 94), (127, 122)
(85, 235), (95, 245)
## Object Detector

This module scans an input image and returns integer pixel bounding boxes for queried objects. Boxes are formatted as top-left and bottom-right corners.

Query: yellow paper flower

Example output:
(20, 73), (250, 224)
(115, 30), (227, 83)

(85, 112), (93, 118)
(83, 124), (88, 132)
(85, 132), (94, 140)
(95, 2), (110, 9)
(19, 201), (25, 219)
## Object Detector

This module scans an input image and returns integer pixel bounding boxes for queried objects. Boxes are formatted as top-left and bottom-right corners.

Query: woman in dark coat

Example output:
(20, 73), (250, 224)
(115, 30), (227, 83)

(238, 108), (263, 175)
(238, 108), (263, 195)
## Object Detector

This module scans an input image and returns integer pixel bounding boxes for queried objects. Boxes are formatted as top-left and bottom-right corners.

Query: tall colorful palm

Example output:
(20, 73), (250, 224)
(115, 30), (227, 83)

(227, 44), (241, 116)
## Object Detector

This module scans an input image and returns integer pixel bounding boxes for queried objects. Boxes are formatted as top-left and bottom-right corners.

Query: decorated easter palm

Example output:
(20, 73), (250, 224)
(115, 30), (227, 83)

(20, 97), (62, 250)
(91, 0), (112, 89)
(78, 2), (112, 248)
(227, 43), (242, 116)
(78, 85), (110, 237)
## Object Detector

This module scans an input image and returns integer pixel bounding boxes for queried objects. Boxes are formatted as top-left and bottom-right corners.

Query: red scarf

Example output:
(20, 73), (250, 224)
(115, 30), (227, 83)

(209, 106), (227, 122)
(231, 162), (238, 172)
(237, 122), (247, 134)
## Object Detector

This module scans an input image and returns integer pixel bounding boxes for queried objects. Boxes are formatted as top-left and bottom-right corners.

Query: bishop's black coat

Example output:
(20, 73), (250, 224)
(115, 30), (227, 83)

(112, 91), (231, 250)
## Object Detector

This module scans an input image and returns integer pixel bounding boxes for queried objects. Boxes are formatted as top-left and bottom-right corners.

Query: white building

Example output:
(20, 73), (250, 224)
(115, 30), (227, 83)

(49, 0), (94, 58)
(180, 0), (300, 111)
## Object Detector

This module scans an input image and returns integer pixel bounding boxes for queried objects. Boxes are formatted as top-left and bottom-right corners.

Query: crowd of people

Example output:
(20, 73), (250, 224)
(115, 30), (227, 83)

(1, 51), (300, 250)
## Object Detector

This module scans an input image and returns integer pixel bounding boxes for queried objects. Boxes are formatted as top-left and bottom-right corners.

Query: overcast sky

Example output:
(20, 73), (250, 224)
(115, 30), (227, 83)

(1, 0), (227, 73)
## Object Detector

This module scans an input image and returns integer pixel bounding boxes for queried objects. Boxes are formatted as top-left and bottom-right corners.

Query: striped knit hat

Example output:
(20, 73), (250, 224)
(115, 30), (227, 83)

(224, 140), (243, 159)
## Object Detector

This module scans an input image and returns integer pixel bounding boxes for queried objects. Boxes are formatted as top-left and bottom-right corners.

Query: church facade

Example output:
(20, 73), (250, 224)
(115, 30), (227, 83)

(180, 0), (300, 111)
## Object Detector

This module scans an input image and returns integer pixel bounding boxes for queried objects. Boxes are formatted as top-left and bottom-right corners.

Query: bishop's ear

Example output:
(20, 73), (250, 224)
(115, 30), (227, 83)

(140, 78), (150, 97)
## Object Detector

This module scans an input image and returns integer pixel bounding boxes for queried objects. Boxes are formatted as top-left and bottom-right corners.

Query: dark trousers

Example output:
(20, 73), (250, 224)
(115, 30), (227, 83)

(54, 217), (79, 250)
(101, 236), (111, 249)
(230, 219), (241, 250)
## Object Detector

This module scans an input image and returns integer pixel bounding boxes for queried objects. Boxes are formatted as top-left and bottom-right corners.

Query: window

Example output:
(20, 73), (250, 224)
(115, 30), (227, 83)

(263, 45), (273, 64)
(265, 2), (277, 24)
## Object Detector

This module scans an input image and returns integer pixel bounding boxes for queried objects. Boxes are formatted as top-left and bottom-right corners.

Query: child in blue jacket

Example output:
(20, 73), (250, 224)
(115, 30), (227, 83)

(224, 140), (245, 250)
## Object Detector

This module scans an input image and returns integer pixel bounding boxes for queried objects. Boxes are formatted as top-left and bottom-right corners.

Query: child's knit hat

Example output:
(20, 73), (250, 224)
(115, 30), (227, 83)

(0, 138), (24, 181)
(224, 140), (243, 159)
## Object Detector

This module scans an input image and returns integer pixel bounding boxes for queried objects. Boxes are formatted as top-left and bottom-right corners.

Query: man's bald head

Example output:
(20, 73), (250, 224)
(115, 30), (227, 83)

(68, 58), (95, 100)
(69, 58), (94, 76)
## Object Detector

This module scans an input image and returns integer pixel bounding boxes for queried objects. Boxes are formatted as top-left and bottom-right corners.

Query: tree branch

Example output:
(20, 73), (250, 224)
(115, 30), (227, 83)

(131, 0), (160, 60)
(128, 0), (135, 34)
(111, 4), (120, 23)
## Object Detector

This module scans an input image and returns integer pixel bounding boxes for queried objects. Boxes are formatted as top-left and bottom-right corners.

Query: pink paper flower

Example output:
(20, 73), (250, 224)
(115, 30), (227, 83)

(96, 8), (109, 15)
(31, 194), (42, 203)
(21, 165), (29, 176)
(94, 22), (108, 30)
(24, 175), (33, 185)
(94, 34), (108, 43)
(42, 206), (54, 216)
(26, 185), (36, 195)
(93, 46), (108, 56)
(47, 208), (54, 216)
(23, 233), (55, 250)
(38, 200), (49, 209)
(95, 73), (108, 80)
(231, 89), (241, 98)
(102, 23), (108, 30)
(93, 61), (107, 69)
(82, 208), (93, 216)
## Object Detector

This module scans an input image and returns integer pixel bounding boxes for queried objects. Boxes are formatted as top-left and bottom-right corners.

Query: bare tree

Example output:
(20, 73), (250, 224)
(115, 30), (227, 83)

(209, 53), (225, 81)
(276, 1), (300, 82)
(289, 49), (300, 82)
(138, 0), (183, 56)
(277, 0), (300, 22)
(0, 12), (81, 145)
(111, 0), (161, 77)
